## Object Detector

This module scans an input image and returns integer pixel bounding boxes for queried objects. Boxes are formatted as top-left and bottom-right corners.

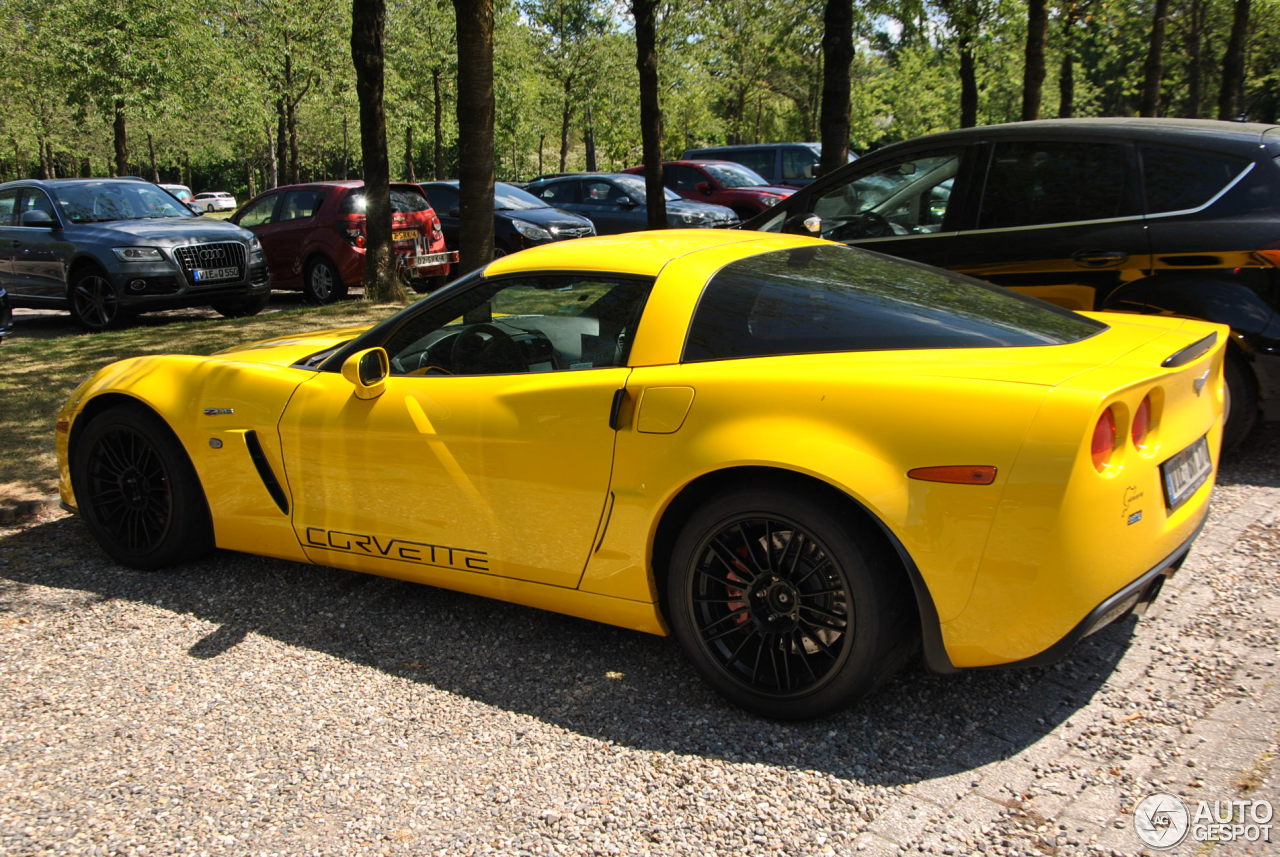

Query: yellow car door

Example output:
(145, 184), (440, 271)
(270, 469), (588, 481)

(277, 273), (653, 591)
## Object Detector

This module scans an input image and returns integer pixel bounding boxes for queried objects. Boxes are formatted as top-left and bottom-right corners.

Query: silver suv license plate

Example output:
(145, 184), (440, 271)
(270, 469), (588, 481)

(193, 267), (238, 282)
(1161, 435), (1212, 510)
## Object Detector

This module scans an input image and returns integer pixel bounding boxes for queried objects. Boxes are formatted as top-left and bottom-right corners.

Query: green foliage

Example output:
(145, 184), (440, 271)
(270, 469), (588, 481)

(1, 0), (1276, 189)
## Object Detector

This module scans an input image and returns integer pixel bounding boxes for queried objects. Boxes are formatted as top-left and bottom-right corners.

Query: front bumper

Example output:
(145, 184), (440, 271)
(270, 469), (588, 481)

(110, 259), (270, 310)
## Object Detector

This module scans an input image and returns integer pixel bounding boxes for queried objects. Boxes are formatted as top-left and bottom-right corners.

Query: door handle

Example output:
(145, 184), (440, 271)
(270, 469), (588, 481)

(1071, 249), (1128, 268)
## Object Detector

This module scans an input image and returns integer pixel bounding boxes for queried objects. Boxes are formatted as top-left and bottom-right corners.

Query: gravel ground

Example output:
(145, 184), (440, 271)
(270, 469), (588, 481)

(1, 430), (1276, 856)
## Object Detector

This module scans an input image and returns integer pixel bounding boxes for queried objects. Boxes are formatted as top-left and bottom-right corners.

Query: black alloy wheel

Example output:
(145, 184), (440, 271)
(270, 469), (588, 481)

(668, 488), (909, 719)
(69, 269), (124, 331)
(71, 405), (213, 570)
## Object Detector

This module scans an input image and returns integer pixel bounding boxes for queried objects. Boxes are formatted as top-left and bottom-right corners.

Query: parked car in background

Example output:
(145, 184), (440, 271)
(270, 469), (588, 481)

(56, 230), (1226, 718)
(420, 180), (595, 266)
(0, 286), (12, 341)
(193, 191), (237, 212)
(0, 177), (270, 330)
(680, 143), (853, 188)
(525, 173), (738, 234)
(159, 183), (199, 211)
(231, 181), (456, 302)
(745, 117), (1280, 448)
(622, 160), (794, 218)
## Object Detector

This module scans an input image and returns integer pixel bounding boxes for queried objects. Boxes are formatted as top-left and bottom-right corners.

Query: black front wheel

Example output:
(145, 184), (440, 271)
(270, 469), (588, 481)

(666, 488), (910, 719)
(71, 405), (213, 570)
(69, 269), (125, 331)
(212, 293), (270, 318)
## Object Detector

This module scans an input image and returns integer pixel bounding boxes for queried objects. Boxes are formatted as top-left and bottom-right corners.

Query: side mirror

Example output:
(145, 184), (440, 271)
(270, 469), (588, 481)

(341, 347), (389, 399)
(695, 181), (713, 195)
(616, 196), (636, 208)
(782, 212), (823, 235)
(20, 210), (55, 228)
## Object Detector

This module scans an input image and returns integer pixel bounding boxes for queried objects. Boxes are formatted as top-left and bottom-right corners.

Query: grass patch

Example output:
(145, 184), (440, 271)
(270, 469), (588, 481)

(0, 299), (400, 499)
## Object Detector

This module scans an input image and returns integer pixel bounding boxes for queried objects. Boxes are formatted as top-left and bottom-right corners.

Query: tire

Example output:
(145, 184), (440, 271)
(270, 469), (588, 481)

(211, 293), (270, 318)
(68, 267), (126, 331)
(666, 487), (911, 720)
(70, 404), (214, 570)
(409, 276), (446, 295)
(1222, 351), (1258, 452)
(205, 204), (215, 213)
(303, 257), (346, 304)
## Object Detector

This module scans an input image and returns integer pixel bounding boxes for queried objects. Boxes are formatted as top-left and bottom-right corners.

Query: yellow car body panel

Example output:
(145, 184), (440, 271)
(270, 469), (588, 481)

(56, 230), (1227, 671)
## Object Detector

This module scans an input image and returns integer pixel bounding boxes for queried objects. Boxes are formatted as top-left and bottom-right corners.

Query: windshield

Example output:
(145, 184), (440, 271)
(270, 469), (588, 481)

(704, 163), (769, 188)
(614, 174), (681, 202)
(53, 182), (195, 223)
(494, 183), (549, 210)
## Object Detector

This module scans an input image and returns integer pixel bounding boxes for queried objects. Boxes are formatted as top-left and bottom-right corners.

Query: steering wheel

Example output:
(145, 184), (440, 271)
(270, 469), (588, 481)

(825, 210), (895, 240)
(448, 322), (525, 374)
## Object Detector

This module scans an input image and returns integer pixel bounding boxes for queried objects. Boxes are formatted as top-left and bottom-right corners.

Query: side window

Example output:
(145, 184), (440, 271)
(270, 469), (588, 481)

(424, 185), (459, 214)
(537, 182), (577, 206)
(583, 180), (624, 203)
(781, 148), (819, 182)
(978, 141), (1139, 228)
(674, 165), (705, 192)
(0, 189), (17, 226)
(236, 193), (278, 228)
(729, 150), (773, 178)
(277, 190), (324, 222)
(1141, 146), (1249, 214)
(384, 275), (653, 376)
(17, 189), (56, 219)
(811, 150), (963, 240)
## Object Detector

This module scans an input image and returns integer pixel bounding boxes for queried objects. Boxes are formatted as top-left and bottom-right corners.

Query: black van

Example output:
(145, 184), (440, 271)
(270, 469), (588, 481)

(681, 143), (852, 188)
(744, 118), (1280, 448)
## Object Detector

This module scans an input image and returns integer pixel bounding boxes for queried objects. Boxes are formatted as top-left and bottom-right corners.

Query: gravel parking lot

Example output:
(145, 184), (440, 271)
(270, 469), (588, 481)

(1, 431), (1276, 856)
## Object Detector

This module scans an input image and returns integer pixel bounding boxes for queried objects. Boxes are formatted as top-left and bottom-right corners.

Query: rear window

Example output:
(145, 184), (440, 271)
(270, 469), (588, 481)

(1141, 146), (1250, 213)
(339, 188), (432, 216)
(683, 245), (1104, 362)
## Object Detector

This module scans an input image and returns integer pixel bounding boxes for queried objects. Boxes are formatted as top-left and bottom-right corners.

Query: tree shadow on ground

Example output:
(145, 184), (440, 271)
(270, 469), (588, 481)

(0, 513), (1136, 788)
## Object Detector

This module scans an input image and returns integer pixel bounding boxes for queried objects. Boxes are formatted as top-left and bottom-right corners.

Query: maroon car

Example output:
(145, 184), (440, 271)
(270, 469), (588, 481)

(622, 160), (794, 219)
(230, 181), (457, 303)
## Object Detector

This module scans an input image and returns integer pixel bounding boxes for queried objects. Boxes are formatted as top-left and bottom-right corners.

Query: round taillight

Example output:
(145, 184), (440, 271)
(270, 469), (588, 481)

(1092, 407), (1117, 472)
(1132, 396), (1152, 448)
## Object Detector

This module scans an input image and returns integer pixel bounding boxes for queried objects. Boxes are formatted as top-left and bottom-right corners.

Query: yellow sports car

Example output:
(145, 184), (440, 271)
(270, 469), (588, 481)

(55, 230), (1225, 719)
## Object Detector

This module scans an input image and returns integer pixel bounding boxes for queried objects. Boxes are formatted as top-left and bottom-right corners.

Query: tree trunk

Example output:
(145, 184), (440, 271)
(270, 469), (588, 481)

(46, 141), (57, 179)
(1058, 2), (1080, 118)
(633, 0), (664, 229)
(1021, 0), (1048, 120)
(584, 103), (597, 172)
(352, 0), (403, 301)
(342, 115), (350, 179)
(80, 157), (91, 178)
(452, 0), (495, 275)
(958, 36), (977, 127)
(265, 125), (279, 188)
(274, 104), (287, 186)
(246, 160), (256, 199)
(1217, 0), (1251, 120)
(1140, 0), (1170, 117)
(147, 133), (159, 182)
(432, 67), (446, 179)
(818, 0), (853, 177)
(559, 78), (573, 173)
(1186, 0), (1207, 117)
(113, 99), (128, 176)
(404, 124), (416, 182)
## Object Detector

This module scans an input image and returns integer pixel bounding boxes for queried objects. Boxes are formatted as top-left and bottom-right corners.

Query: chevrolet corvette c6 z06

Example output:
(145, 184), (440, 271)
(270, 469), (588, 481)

(55, 230), (1226, 719)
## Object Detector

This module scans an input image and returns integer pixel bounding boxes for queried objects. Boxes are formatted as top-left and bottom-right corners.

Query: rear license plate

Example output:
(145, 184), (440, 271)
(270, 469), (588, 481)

(392, 229), (418, 242)
(403, 251), (458, 269)
(192, 267), (239, 282)
(1160, 435), (1212, 510)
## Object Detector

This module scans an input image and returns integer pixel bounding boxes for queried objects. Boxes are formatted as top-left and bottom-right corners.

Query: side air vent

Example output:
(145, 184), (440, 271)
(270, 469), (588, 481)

(244, 430), (289, 514)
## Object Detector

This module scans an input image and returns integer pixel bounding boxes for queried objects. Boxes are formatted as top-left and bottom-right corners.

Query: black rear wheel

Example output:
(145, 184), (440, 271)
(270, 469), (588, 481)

(71, 405), (213, 570)
(667, 488), (910, 719)
(1222, 351), (1258, 452)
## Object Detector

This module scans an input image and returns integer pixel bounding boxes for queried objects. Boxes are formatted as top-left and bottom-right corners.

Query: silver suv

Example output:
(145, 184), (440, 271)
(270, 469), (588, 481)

(0, 177), (270, 330)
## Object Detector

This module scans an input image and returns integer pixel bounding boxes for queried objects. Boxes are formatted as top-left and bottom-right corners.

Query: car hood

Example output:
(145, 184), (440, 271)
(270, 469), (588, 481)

(666, 199), (739, 221)
(727, 185), (795, 197)
(212, 326), (370, 366)
(497, 207), (593, 228)
(68, 217), (254, 246)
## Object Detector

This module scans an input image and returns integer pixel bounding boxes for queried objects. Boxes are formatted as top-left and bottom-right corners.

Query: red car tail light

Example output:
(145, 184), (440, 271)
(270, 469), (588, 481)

(343, 218), (366, 248)
(1132, 395), (1152, 448)
(1092, 407), (1118, 472)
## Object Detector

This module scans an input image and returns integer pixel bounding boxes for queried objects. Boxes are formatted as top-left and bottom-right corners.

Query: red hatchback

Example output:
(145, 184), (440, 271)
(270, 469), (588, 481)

(622, 160), (795, 219)
(230, 181), (456, 302)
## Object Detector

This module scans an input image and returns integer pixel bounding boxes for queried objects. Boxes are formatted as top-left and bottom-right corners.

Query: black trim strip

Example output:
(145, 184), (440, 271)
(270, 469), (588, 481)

(1162, 332), (1218, 368)
(244, 430), (289, 515)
